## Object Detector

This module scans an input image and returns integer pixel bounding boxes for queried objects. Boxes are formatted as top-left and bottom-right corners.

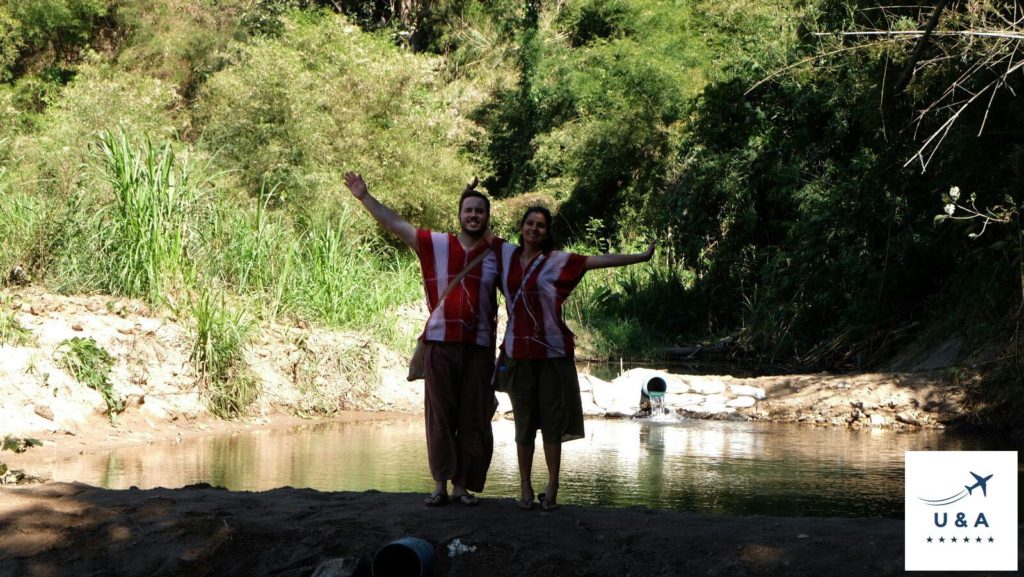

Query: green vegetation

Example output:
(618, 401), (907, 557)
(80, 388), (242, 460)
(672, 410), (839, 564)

(0, 301), (33, 346)
(187, 288), (258, 417)
(0, 0), (1020, 426)
(55, 336), (123, 419)
(1, 434), (42, 485)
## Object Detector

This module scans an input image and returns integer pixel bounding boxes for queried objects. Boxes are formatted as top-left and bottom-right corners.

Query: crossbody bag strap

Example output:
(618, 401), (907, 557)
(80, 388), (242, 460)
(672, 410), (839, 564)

(422, 246), (492, 327)
(509, 253), (545, 311)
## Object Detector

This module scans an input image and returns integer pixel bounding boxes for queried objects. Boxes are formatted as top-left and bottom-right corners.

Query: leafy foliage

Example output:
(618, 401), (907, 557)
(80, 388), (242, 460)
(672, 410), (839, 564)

(0, 435), (43, 485)
(0, 307), (34, 346)
(56, 336), (123, 418)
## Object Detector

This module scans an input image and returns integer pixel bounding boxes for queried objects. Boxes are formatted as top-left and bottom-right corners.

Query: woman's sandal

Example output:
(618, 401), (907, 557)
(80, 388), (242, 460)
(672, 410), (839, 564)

(516, 495), (535, 510)
(424, 492), (449, 507)
(537, 493), (559, 511)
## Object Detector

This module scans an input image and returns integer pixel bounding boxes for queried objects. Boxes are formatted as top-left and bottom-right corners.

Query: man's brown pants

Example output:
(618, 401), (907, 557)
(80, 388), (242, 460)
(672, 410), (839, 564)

(423, 341), (496, 493)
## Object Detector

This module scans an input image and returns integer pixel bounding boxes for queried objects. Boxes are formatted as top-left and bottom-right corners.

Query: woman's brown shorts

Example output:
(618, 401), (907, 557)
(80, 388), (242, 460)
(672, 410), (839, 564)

(504, 357), (585, 445)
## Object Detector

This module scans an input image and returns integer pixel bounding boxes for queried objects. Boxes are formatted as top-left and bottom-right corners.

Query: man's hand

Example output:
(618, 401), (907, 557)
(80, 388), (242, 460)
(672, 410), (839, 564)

(344, 172), (368, 201)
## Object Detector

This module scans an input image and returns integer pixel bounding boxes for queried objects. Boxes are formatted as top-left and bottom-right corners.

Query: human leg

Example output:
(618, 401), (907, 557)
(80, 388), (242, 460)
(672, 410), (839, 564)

(536, 358), (584, 511)
(423, 342), (459, 504)
(516, 442), (536, 509)
(451, 344), (496, 498)
(539, 442), (561, 511)
(506, 358), (541, 509)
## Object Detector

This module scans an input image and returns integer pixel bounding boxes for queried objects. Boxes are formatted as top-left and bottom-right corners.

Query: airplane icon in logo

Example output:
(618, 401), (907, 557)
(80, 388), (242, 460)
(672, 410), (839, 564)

(965, 472), (993, 497)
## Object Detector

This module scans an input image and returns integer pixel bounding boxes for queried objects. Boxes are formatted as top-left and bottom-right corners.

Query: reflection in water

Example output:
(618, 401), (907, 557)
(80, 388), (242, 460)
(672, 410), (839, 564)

(27, 417), (1019, 518)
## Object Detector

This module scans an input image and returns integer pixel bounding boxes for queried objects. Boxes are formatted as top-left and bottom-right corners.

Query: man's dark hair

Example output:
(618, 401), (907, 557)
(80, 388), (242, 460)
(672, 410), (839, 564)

(518, 206), (556, 253)
(459, 190), (490, 214)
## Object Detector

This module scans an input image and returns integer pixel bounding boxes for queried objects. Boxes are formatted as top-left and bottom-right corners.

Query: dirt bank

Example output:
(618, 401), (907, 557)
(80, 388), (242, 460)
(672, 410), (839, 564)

(2, 481), (1020, 577)
(1, 288), (969, 452)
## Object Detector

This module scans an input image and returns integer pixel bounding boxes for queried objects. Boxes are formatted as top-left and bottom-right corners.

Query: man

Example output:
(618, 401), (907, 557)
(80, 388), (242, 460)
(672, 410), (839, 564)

(344, 172), (497, 506)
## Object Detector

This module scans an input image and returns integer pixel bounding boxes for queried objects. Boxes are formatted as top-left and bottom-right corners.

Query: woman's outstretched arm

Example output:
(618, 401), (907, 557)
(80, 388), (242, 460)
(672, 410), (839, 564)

(584, 241), (655, 271)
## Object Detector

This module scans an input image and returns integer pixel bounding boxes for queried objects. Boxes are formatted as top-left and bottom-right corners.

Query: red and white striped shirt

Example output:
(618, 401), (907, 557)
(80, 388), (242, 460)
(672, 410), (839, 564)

(491, 239), (588, 359)
(417, 229), (498, 347)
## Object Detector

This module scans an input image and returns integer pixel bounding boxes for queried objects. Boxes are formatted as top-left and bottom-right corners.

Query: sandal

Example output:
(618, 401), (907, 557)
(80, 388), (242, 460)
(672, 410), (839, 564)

(424, 492), (449, 507)
(538, 493), (559, 511)
(516, 495), (535, 510)
(453, 492), (479, 506)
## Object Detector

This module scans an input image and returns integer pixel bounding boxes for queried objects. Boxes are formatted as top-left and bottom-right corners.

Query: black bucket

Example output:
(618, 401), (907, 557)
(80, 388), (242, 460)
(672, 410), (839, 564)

(371, 537), (435, 577)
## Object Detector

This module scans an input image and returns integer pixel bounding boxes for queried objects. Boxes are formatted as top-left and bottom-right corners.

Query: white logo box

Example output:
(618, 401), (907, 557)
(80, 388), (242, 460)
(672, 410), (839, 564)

(905, 451), (1018, 571)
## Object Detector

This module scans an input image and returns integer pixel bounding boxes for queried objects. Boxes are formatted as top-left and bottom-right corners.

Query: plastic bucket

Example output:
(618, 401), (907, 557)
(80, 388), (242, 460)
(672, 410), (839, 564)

(371, 537), (435, 577)
(642, 377), (667, 398)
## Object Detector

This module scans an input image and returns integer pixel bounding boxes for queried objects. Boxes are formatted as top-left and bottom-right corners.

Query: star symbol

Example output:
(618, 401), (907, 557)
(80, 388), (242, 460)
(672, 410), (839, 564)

(939, 537), (945, 543)
(963, 537), (970, 544)
(951, 537), (957, 543)
(926, 537), (933, 543)
(975, 537), (982, 543)
(988, 537), (995, 543)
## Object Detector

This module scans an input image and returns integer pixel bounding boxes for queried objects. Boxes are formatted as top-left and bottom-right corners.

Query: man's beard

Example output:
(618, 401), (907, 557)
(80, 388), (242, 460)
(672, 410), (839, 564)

(461, 219), (488, 238)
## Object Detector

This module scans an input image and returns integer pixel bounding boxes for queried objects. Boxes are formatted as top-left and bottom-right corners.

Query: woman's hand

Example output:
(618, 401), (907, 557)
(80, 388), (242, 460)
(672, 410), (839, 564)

(643, 241), (656, 261)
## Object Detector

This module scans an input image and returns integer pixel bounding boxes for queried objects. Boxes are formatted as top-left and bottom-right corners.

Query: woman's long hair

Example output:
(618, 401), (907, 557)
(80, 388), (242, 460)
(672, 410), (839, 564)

(518, 206), (556, 253)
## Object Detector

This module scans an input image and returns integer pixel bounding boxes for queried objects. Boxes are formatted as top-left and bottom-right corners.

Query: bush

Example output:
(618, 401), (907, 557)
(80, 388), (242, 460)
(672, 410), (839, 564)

(4, 0), (107, 58)
(194, 12), (478, 234)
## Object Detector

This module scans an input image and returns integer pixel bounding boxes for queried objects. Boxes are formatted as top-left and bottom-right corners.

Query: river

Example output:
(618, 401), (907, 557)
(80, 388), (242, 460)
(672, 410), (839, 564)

(21, 416), (1021, 518)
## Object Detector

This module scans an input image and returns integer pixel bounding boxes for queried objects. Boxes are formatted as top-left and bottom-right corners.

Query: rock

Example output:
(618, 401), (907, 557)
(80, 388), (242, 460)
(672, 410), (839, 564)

(895, 412), (920, 426)
(7, 264), (28, 285)
(72, 323), (84, 331)
(34, 405), (55, 421)
(311, 557), (359, 577)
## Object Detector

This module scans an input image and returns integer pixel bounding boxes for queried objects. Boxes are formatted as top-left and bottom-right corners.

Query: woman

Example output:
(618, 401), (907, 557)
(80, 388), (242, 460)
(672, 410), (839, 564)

(489, 207), (654, 511)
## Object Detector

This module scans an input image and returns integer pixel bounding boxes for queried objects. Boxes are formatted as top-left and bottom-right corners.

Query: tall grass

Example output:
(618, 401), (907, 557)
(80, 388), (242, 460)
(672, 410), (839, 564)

(290, 223), (421, 343)
(187, 287), (258, 418)
(97, 129), (202, 303)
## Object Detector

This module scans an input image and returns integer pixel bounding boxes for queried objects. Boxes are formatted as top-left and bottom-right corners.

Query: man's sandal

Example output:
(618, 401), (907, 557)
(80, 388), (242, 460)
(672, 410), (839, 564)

(424, 492), (449, 507)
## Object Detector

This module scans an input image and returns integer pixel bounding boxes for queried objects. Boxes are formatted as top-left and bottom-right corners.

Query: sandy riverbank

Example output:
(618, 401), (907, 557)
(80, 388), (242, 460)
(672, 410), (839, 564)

(2, 479), (1020, 577)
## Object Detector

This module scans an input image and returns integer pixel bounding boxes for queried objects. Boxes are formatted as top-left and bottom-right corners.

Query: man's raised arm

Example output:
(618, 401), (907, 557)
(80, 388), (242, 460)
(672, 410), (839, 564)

(344, 172), (417, 250)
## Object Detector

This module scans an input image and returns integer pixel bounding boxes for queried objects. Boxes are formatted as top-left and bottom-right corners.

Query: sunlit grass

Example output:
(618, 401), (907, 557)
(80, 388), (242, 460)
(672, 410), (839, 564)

(97, 129), (201, 303)
(187, 287), (258, 418)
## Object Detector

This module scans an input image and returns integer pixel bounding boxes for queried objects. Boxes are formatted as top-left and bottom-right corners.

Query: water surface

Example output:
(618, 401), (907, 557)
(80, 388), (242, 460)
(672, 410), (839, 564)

(28, 417), (1019, 518)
